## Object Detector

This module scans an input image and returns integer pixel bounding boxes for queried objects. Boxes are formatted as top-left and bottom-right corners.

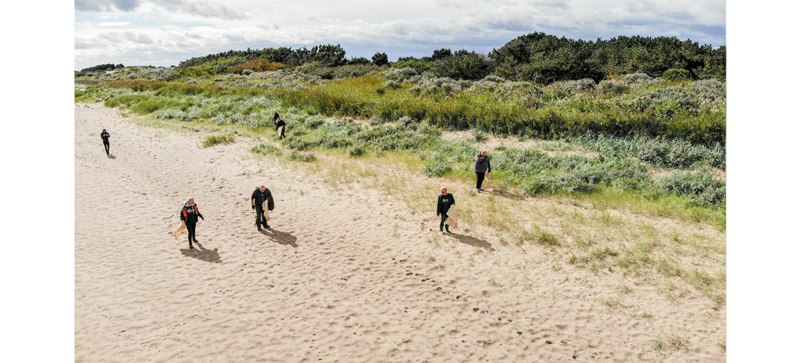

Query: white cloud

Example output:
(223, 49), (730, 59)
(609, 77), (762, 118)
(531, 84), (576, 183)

(75, 0), (726, 69)
(75, 0), (248, 20)
(98, 22), (131, 26)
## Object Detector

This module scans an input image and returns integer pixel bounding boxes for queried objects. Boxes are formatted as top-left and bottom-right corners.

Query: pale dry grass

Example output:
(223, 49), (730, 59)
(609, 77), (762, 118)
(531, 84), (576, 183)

(246, 140), (726, 305)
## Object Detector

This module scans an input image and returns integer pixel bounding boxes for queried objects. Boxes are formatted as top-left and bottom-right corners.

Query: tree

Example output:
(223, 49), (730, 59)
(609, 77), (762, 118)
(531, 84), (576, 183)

(347, 57), (371, 65)
(372, 52), (389, 66)
(432, 48), (452, 61)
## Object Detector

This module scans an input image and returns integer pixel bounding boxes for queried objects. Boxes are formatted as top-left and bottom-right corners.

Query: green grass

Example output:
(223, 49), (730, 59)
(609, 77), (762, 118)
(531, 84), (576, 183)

(652, 338), (663, 352)
(251, 143), (283, 156)
(202, 134), (235, 147)
(286, 151), (317, 162)
(76, 76), (725, 231)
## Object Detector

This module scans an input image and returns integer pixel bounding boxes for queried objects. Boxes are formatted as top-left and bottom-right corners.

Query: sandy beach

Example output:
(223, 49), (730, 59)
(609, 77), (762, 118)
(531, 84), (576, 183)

(75, 103), (725, 362)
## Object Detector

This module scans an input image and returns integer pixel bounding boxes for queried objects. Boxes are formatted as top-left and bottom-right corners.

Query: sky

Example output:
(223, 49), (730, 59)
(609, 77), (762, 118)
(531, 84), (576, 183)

(74, 0), (726, 70)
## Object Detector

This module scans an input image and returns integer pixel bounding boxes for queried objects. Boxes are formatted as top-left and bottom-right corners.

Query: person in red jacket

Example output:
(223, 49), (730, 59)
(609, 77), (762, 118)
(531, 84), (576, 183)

(180, 198), (204, 249)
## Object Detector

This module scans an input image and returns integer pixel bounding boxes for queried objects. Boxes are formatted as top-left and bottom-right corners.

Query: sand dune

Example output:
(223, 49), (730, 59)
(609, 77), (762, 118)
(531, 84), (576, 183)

(75, 103), (725, 362)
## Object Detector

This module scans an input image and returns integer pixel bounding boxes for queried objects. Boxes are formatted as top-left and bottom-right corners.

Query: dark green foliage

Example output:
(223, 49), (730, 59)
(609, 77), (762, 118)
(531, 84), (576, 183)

(490, 32), (725, 83)
(432, 48), (452, 60)
(392, 60), (432, 74)
(431, 50), (495, 80)
(349, 145), (366, 157)
(348, 57), (371, 65)
(372, 52), (389, 66)
(80, 63), (124, 73)
(178, 44), (347, 69)
(663, 68), (692, 81)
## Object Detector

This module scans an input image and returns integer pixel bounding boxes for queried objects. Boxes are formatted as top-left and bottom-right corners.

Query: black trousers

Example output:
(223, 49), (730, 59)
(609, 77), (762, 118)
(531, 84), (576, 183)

(186, 222), (197, 246)
(439, 213), (450, 231)
(476, 172), (486, 189)
(255, 207), (268, 228)
(103, 140), (110, 155)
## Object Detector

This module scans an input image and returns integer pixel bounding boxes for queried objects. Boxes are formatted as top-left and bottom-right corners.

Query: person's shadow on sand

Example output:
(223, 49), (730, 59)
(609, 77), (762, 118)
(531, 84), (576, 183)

(259, 228), (298, 247)
(483, 188), (524, 200)
(107, 154), (116, 159)
(449, 233), (495, 251)
(180, 242), (222, 263)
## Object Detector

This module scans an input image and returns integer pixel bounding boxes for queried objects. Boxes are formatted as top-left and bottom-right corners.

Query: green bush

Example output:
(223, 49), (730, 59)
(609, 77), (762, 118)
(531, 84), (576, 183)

(663, 68), (692, 81)
(349, 145), (366, 157)
(287, 151), (317, 162)
(656, 170), (725, 206)
(423, 159), (453, 177)
(251, 143), (283, 156)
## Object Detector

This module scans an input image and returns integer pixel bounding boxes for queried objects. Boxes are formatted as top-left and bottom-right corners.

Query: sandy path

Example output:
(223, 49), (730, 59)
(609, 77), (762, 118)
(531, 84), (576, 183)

(75, 103), (724, 362)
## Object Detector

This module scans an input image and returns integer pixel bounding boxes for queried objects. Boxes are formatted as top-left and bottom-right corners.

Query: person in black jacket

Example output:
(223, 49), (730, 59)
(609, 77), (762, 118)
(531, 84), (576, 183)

(275, 117), (286, 139)
(101, 129), (111, 156)
(180, 198), (204, 249)
(474, 151), (491, 191)
(436, 187), (455, 234)
(272, 111), (280, 124)
(251, 184), (275, 230)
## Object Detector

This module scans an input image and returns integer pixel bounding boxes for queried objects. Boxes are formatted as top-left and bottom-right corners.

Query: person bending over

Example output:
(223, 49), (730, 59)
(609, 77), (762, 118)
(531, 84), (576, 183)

(275, 117), (286, 139)
(437, 187), (455, 234)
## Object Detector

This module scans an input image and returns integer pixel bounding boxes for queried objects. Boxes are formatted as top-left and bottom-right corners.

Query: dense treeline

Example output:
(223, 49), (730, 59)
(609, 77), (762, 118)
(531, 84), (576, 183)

(489, 33), (725, 82)
(178, 44), (351, 68)
(81, 32), (724, 84)
(80, 63), (125, 72)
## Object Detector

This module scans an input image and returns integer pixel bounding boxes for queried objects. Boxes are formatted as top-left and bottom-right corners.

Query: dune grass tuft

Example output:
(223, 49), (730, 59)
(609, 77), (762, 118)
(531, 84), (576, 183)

(202, 134), (235, 147)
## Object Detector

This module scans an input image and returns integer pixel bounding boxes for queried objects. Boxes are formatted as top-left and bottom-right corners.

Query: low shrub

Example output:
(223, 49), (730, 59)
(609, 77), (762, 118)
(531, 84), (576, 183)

(287, 151), (317, 162)
(349, 145), (366, 157)
(663, 68), (692, 81)
(424, 159), (453, 177)
(203, 134), (235, 147)
(251, 143), (283, 156)
(656, 170), (725, 206)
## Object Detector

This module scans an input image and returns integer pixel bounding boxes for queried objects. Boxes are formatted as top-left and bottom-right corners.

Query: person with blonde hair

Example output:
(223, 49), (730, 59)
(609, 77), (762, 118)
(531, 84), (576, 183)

(180, 197), (204, 249)
(436, 187), (455, 234)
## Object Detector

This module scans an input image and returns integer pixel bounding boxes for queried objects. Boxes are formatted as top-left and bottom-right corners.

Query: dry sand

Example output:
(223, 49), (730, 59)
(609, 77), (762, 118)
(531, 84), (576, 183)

(75, 103), (725, 362)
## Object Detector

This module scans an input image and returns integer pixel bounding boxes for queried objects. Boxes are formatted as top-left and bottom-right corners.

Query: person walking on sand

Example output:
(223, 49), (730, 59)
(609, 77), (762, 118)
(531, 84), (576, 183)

(101, 129), (111, 156)
(437, 187), (455, 234)
(474, 150), (491, 191)
(251, 184), (275, 230)
(275, 117), (286, 139)
(180, 198), (204, 249)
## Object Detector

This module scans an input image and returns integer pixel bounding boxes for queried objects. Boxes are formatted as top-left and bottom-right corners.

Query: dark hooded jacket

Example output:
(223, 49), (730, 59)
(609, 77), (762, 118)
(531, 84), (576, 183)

(251, 187), (275, 211)
(474, 153), (491, 173)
